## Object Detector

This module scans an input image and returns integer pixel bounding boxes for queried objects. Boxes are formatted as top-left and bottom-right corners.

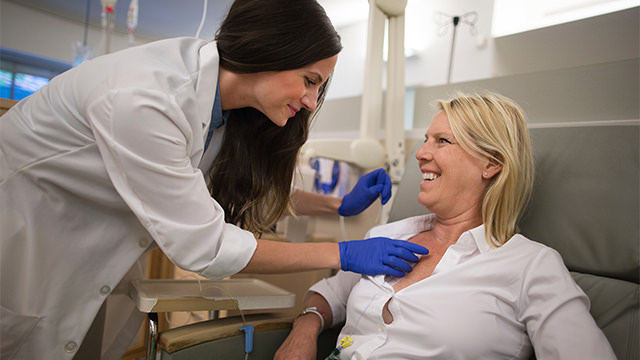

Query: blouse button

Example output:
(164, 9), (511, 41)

(100, 285), (111, 296)
(139, 237), (150, 248)
(64, 341), (78, 353)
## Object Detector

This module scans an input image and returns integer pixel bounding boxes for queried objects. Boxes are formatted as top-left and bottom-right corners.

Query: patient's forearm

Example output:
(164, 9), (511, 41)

(239, 239), (340, 274)
(291, 190), (342, 216)
(274, 292), (333, 359)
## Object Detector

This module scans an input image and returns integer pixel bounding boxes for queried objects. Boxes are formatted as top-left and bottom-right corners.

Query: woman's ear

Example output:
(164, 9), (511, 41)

(482, 160), (502, 179)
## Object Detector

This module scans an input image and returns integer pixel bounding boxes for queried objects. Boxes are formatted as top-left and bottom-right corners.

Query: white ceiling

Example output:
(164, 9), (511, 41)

(7, 0), (369, 41)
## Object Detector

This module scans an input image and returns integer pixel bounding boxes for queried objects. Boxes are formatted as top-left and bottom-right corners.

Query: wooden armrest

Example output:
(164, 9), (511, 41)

(158, 314), (294, 353)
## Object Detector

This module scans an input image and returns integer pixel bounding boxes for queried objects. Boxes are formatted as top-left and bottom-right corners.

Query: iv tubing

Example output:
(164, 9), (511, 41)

(195, 0), (208, 38)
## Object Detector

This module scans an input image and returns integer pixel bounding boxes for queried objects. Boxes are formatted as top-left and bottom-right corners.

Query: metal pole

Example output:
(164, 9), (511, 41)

(145, 313), (159, 360)
(447, 16), (460, 84)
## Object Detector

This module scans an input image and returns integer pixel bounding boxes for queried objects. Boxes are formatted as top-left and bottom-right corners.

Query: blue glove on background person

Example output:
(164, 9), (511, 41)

(338, 168), (392, 216)
(339, 238), (429, 277)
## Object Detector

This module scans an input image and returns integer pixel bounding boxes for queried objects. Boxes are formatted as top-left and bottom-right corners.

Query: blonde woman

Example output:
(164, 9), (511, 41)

(276, 92), (615, 359)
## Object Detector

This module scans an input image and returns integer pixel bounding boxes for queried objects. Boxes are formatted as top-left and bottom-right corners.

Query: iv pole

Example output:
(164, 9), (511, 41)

(435, 11), (478, 84)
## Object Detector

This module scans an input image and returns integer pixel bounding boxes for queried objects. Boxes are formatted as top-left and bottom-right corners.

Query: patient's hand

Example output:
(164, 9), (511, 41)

(274, 315), (321, 360)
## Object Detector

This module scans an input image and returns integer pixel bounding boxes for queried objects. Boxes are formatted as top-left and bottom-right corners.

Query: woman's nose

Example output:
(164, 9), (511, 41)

(416, 142), (433, 161)
(301, 90), (318, 111)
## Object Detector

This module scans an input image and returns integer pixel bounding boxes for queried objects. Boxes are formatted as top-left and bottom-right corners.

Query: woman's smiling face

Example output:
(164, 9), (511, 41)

(415, 111), (491, 219)
(252, 55), (338, 127)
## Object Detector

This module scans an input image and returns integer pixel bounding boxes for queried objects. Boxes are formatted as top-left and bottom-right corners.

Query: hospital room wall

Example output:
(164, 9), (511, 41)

(313, 5), (639, 134)
(410, 7), (639, 130)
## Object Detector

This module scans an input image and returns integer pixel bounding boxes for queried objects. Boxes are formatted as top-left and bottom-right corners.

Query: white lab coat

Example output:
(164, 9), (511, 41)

(0, 38), (257, 359)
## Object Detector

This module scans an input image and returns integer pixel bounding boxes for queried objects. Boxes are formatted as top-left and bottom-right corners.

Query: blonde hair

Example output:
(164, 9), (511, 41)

(437, 92), (534, 246)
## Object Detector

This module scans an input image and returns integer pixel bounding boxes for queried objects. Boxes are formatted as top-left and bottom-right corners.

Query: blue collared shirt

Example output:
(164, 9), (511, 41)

(204, 81), (230, 152)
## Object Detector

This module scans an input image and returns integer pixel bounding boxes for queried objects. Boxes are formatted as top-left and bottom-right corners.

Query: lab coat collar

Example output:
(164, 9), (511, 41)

(195, 40), (220, 136)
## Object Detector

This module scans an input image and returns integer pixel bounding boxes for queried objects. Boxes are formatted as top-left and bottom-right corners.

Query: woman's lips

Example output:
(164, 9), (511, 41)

(288, 105), (298, 117)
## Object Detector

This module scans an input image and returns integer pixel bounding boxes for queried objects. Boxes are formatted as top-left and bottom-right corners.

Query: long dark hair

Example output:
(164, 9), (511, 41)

(208, 0), (342, 235)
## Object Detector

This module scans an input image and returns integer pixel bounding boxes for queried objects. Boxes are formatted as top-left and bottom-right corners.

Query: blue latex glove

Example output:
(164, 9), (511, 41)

(338, 168), (392, 216)
(339, 237), (429, 277)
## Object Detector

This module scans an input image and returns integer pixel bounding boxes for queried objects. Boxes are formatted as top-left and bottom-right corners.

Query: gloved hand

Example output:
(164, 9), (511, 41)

(339, 237), (429, 277)
(338, 168), (392, 216)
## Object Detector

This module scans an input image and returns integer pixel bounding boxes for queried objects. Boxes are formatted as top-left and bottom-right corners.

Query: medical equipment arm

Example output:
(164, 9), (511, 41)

(301, 0), (406, 181)
(302, 138), (385, 169)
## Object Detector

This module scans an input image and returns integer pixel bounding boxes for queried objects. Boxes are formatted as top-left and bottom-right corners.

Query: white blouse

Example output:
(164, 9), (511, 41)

(311, 214), (615, 359)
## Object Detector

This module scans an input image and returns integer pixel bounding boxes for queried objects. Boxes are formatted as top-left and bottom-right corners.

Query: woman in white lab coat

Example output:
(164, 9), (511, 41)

(0, 0), (427, 359)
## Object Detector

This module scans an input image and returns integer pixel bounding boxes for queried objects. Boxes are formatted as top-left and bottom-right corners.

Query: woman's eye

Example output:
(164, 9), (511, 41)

(305, 77), (317, 86)
(438, 138), (452, 144)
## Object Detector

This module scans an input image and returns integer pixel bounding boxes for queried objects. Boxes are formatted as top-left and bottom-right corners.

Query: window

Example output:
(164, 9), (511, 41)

(1, 48), (71, 100)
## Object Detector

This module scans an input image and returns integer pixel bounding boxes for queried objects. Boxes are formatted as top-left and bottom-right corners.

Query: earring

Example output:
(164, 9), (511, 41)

(484, 172), (488, 176)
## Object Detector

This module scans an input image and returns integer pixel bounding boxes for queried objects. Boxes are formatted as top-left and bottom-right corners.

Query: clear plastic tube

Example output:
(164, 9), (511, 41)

(195, 0), (208, 38)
